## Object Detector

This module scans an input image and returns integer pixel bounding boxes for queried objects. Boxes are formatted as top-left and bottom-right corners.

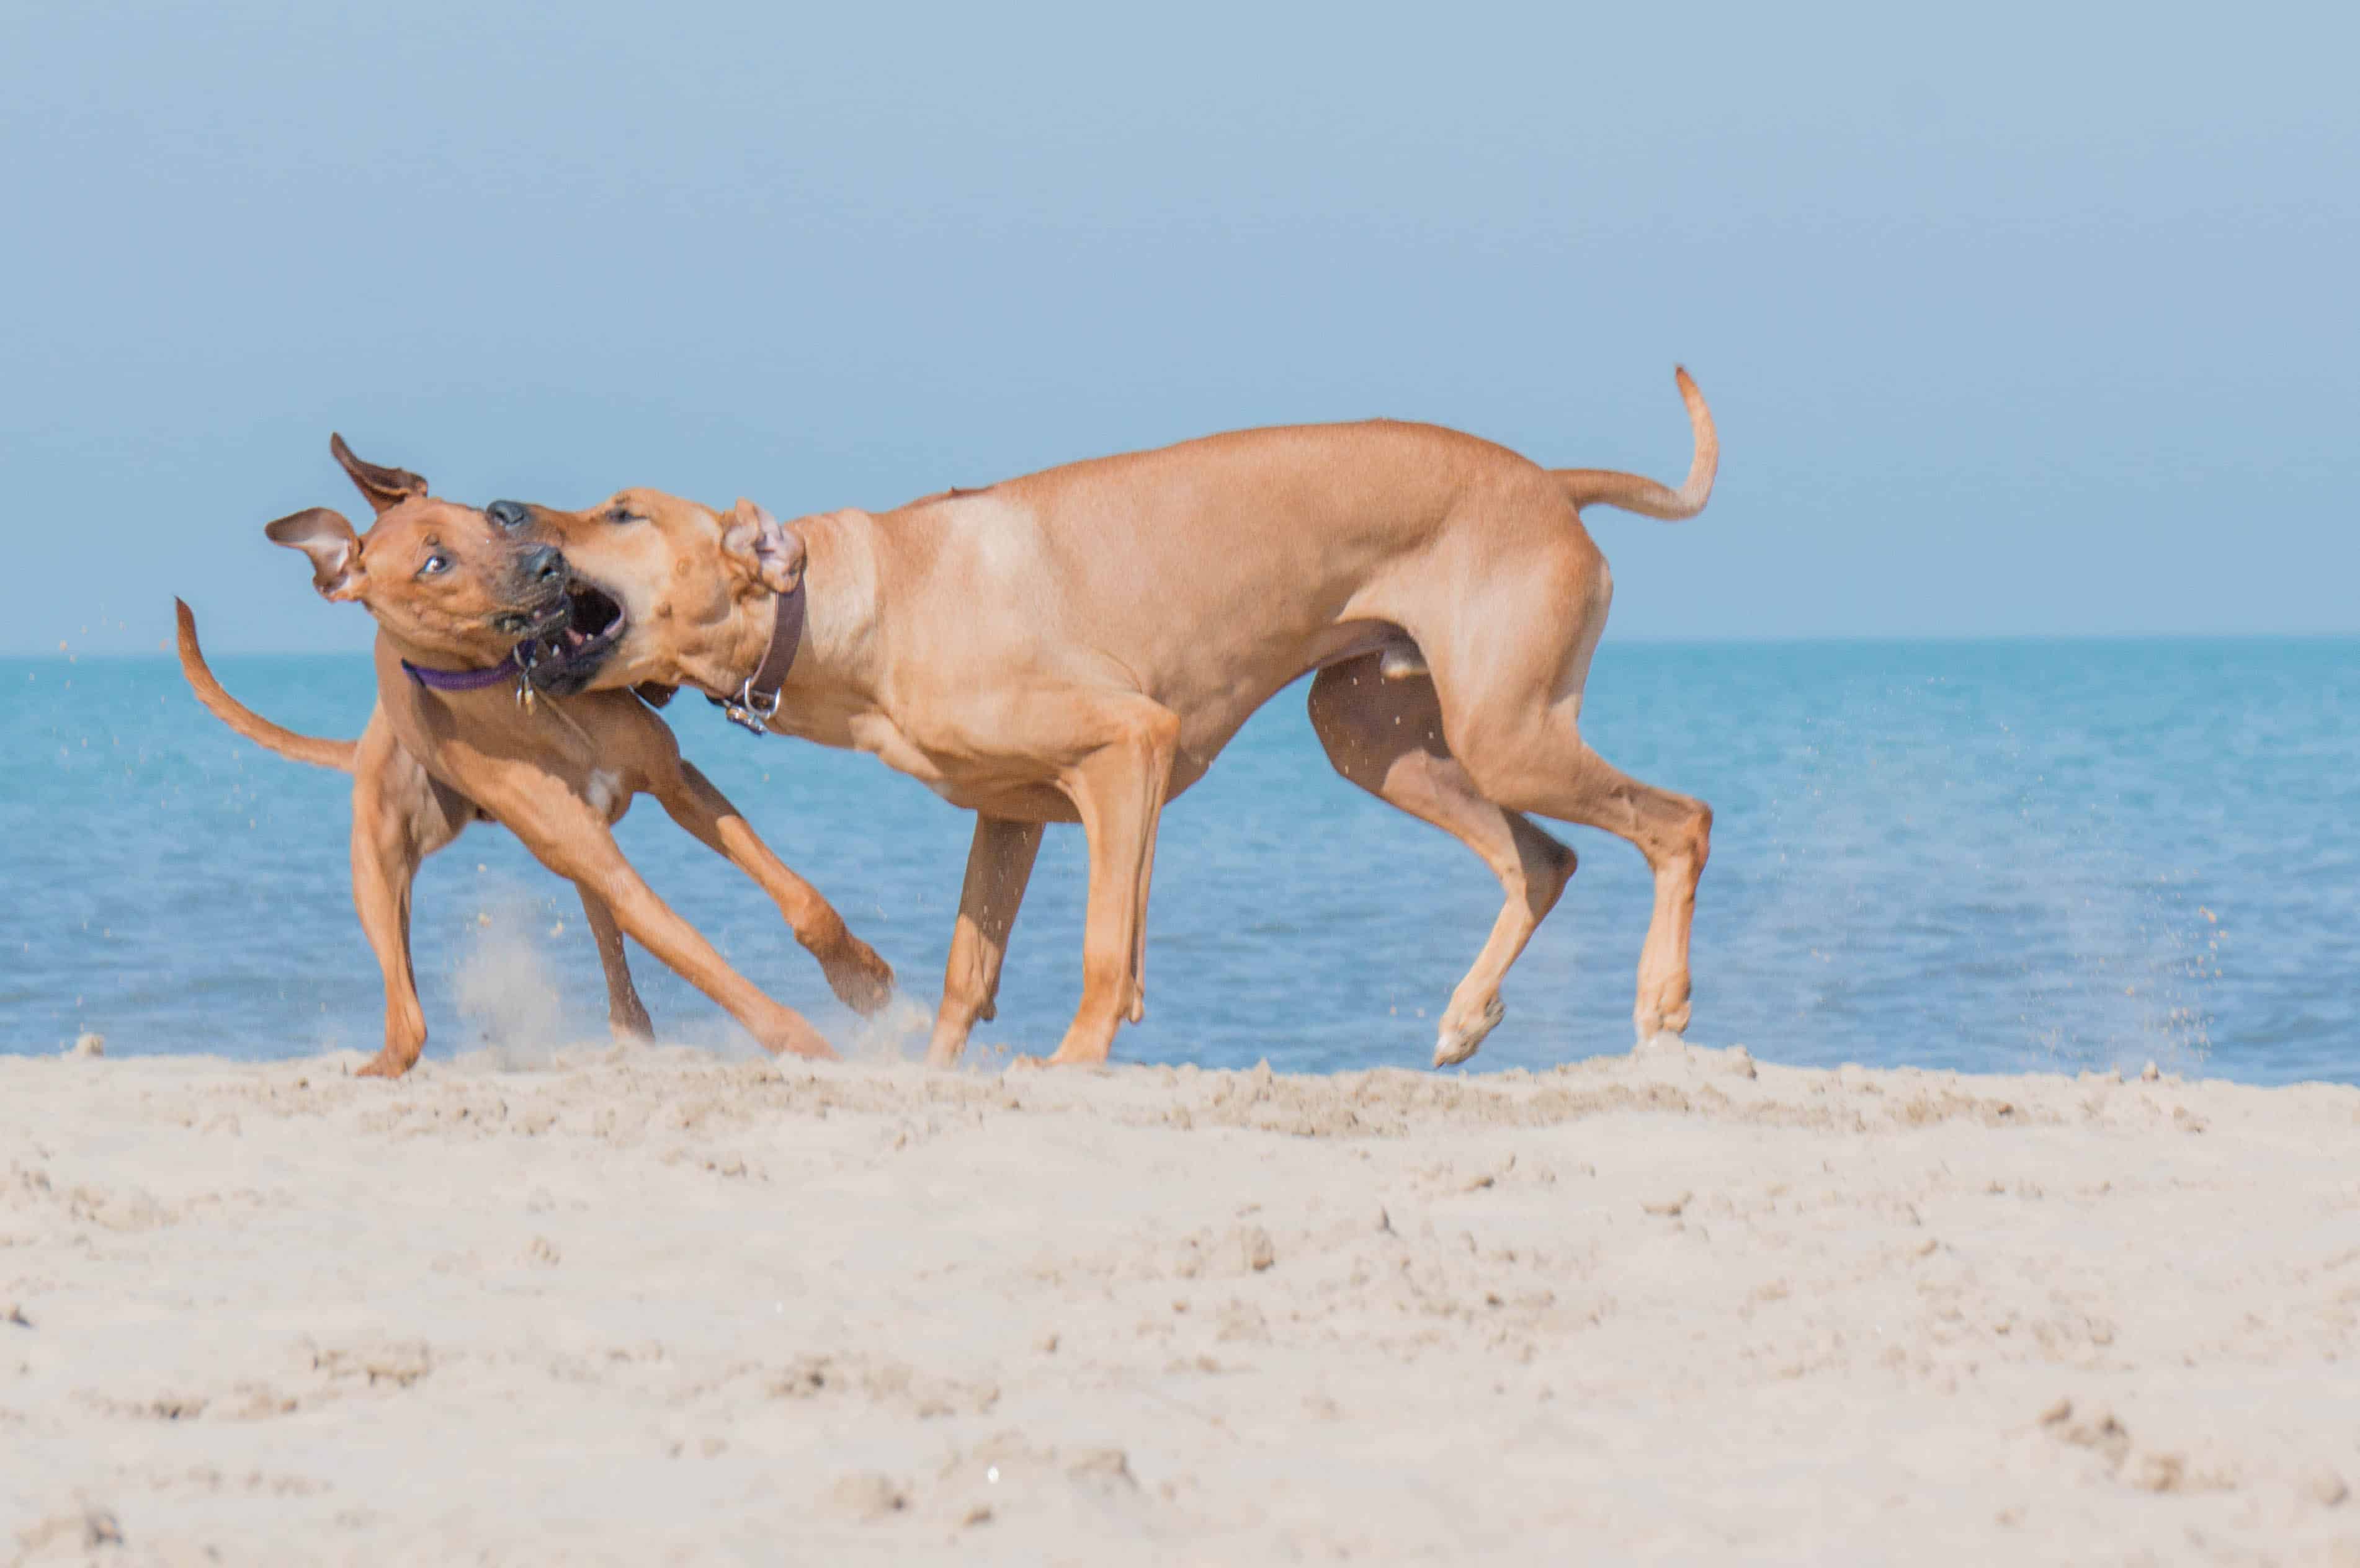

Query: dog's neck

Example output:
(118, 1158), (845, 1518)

(720, 509), (882, 741)
(378, 624), (516, 680)
(370, 633), (532, 744)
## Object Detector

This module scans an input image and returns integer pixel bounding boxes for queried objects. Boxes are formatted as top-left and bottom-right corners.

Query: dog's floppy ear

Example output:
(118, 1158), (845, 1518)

(329, 433), (427, 516)
(719, 499), (807, 595)
(265, 507), (367, 602)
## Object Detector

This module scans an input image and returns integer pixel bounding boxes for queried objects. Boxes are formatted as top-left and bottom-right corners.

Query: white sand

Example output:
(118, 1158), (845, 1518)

(4, 1041), (2358, 1565)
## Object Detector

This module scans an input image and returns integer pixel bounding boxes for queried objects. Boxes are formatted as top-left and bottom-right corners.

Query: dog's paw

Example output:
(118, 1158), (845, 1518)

(1432, 994), (1506, 1069)
(354, 1046), (420, 1080)
(1011, 1048), (1112, 1072)
(823, 941), (896, 1016)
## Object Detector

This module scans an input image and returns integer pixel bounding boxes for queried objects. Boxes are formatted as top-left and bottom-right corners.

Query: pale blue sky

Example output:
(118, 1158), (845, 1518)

(4, 1), (2353, 653)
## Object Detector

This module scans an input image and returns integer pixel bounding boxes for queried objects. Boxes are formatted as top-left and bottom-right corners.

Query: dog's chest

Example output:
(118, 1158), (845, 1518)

(583, 768), (625, 820)
(844, 712), (1068, 818)
(846, 713), (959, 798)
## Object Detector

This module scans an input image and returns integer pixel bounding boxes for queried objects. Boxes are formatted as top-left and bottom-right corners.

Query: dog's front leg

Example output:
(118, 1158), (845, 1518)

(927, 815), (1045, 1067)
(1030, 699), (1181, 1067)
(485, 780), (837, 1061)
(574, 884), (655, 1041)
(344, 726), (480, 1079)
(651, 761), (895, 1016)
(348, 749), (431, 1079)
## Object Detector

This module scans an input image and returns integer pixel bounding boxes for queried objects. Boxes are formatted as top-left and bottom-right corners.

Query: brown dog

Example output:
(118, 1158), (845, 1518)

(177, 438), (892, 1077)
(507, 370), (1717, 1071)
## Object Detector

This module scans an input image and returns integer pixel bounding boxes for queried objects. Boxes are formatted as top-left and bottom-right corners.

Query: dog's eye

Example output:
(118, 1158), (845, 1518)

(607, 508), (643, 526)
(418, 553), (450, 577)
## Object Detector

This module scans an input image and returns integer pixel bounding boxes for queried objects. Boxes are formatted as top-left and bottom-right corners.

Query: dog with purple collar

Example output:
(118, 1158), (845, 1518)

(175, 436), (893, 1077)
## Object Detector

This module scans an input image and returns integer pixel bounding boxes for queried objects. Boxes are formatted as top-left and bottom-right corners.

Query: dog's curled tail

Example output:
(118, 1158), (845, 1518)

(174, 599), (357, 772)
(1553, 366), (1717, 521)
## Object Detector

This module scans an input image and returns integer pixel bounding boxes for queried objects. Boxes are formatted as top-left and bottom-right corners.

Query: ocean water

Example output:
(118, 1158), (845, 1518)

(2, 640), (2353, 1084)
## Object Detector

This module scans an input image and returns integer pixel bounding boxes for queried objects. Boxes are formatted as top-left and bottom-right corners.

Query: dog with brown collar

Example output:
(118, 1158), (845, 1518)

(501, 370), (1718, 1071)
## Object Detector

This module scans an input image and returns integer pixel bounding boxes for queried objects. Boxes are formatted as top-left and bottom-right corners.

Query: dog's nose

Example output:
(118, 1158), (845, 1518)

(488, 500), (532, 531)
(522, 543), (565, 583)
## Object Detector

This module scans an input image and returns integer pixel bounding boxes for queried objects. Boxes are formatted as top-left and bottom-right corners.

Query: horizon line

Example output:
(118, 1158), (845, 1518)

(13, 628), (2360, 662)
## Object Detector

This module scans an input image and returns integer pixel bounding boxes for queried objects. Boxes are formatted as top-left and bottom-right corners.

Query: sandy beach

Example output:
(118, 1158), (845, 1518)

(4, 1038), (2358, 1565)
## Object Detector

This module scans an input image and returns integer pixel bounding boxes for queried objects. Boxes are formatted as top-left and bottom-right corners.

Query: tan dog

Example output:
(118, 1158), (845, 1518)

(177, 438), (892, 1077)
(511, 370), (1717, 1070)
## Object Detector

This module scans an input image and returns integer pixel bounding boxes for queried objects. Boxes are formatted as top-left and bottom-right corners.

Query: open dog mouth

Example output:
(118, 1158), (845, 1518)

(520, 577), (627, 693)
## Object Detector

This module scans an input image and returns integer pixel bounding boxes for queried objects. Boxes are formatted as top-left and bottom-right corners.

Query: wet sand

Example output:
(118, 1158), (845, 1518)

(4, 1041), (2358, 1564)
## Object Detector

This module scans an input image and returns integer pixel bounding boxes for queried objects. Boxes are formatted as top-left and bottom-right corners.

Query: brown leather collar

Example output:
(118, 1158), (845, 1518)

(710, 579), (805, 734)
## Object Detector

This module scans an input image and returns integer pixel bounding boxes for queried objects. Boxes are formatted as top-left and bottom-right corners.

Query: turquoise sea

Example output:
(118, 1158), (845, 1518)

(3, 639), (2352, 1083)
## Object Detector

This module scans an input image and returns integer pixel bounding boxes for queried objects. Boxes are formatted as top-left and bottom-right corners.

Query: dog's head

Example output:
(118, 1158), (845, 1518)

(483, 489), (804, 698)
(265, 436), (577, 669)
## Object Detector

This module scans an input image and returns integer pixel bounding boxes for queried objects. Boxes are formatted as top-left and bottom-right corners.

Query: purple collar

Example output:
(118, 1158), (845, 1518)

(401, 647), (527, 693)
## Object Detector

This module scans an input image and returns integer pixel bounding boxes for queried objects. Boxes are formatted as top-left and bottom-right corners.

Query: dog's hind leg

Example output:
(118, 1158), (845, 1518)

(927, 815), (1046, 1066)
(1308, 655), (1577, 1067)
(1126, 806), (1160, 1026)
(1428, 564), (1711, 1046)
(1474, 729), (1709, 1048)
(574, 885), (654, 1041)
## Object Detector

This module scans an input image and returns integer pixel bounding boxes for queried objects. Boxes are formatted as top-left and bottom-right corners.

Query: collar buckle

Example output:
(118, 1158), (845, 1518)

(710, 577), (803, 737)
(718, 678), (781, 735)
